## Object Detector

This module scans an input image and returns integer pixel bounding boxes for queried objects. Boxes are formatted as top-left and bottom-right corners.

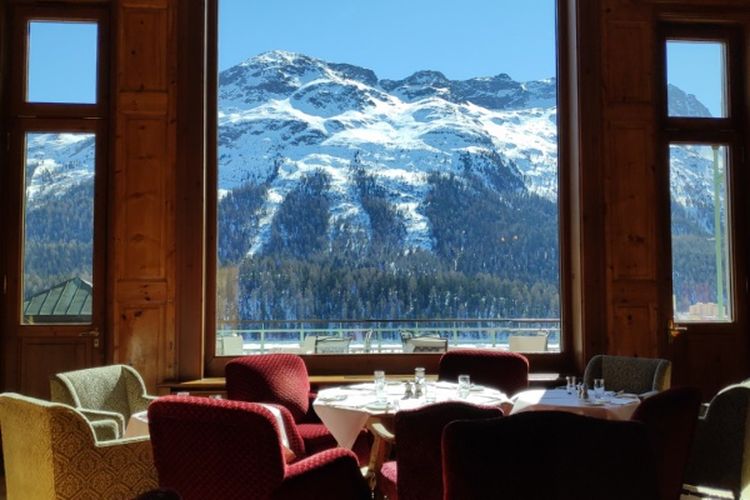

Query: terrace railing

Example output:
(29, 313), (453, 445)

(215, 318), (561, 355)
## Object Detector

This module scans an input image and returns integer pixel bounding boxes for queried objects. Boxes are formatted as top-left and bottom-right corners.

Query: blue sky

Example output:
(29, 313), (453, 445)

(668, 41), (724, 117)
(28, 21), (98, 104)
(219, 0), (557, 83)
(26, 3), (724, 117)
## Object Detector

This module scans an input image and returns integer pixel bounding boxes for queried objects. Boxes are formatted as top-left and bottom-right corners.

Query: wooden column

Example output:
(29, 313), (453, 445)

(111, 0), (177, 390)
(595, 0), (663, 358)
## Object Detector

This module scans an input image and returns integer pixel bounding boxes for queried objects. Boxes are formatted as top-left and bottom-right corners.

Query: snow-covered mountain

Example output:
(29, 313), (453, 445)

(25, 50), (720, 256)
(218, 50), (558, 253)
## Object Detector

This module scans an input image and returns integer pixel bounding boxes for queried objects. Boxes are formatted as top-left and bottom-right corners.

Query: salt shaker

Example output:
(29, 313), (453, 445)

(403, 381), (414, 399)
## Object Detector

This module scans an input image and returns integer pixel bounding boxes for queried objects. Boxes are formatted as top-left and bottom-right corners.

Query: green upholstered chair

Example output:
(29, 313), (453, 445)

(0, 392), (157, 500)
(583, 355), (671, 398)
(50, 364), (156, 439)
(683, 379), (750, 499)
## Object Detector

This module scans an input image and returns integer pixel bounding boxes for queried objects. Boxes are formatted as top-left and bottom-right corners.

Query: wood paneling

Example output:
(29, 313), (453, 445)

(605, 122), (657, 281)
(604, 21), (653, 104)
(19, 339), (90, 398)
(118, 8), (167, 91)
(111, 0), (176, 391)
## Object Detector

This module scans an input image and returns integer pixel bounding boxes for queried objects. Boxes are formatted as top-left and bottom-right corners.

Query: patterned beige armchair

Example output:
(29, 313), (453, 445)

(683, 379), (750, 499)
(583, 355), (671, 398)
(0, 392), (157, 500)
(50, 364), (156, 439)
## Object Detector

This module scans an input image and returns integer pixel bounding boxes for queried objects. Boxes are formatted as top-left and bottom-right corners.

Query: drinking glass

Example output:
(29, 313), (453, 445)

(593, 378), (605, 400)
(565, 376), (576, 395)
(374, 370), (386, 402)
(414, 367), (426, 397)
(458, 374), (471, 398)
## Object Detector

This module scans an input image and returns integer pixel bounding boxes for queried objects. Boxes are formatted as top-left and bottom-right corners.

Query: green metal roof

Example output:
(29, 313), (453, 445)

(23, 277), (92, 321)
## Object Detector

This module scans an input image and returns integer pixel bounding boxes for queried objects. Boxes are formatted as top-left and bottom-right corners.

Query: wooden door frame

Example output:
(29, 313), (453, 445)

(655, 19), (750, 396)
(1, 2), (111, 395)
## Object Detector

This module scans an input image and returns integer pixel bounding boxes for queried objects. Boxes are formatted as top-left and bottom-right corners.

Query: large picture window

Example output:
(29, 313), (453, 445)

(214, 0), (562, 355)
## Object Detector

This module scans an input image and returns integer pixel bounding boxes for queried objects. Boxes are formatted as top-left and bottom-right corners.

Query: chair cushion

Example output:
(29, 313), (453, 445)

(378, 461), (398, 500)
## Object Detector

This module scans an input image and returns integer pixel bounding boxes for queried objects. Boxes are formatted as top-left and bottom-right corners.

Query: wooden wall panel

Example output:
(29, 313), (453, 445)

(598, 0), (662, 358)
(117, 305), (170, 390)
(19, 339), (90, 399)
(119, 8), (167, 91)
(605, 122), (657, 281)
(121, 117), (167, 278)
(604, 21), (653, 104)
(111, 0), (176, 391)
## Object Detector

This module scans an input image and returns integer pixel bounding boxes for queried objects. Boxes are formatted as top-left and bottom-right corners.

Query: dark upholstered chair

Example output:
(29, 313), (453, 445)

(50, 364), (156, 440)
(438, 349), (529, 395)
(684, 379), (750, 499)
(631, 387), (702, 500)
(376, 402), (503, 500)
(225, 354), (370, 463)
(148, 396), (370, 500)
(583, 355), (671, 397)
(442, 411), (659, 500)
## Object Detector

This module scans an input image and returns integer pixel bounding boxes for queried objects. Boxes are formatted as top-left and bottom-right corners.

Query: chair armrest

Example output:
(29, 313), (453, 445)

(85, 437), (158, 496)
(90, 418), (120, 441)
(80, 409), (126, 435)
(265, 403), (306, 459)
(638, 390), (660, 400)
(279, 448), (370, 500)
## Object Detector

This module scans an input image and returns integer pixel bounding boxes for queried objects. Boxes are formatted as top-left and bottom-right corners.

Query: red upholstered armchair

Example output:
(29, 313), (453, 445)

(631, 386), (702, 500)
(438, 349), (529, 395)
(442, 411), (659, 500)
(225, 354), (371, 463)
(377, 402), (503, 500)
(148, 396), (371, 500)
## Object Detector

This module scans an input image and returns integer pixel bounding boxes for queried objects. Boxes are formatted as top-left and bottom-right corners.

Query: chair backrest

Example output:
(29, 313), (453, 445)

(148, 396), (286, 500)
(442, 411), (659, 500)
(314, 336), (352, 354)
(395, 402), (503, 500)
(404, 336), (448, 353)
(225, 354), (311, 422)
(508, 332), (549, 353)
(684, 379), (750, 498)
(50, 364), (149, 421)
(438, 349), (529, 395)
(631, 387), (702, 500)
(583, 355), (671, 395)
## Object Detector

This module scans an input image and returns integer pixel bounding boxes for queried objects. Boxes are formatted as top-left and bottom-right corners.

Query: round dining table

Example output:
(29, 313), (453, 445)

(313, 380), (511, 450)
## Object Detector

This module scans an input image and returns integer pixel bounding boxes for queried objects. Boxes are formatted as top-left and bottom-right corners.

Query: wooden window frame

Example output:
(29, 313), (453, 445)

(1, 2), (111, 389)
(656, 21), (748, 336)
(190, 0), (576, 378)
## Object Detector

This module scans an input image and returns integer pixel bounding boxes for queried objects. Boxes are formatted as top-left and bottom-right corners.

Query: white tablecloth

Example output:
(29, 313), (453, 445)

(124, 410), (149, 438)
(313, 381), (510, 449)
(509, 388), (640, 420)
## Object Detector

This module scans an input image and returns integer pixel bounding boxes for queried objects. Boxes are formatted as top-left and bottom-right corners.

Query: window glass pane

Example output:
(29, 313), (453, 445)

(27, 21), (98, 104)
(216, 0), (561, 354)
(670, 144), (732, 322)
(667, 40), (726, 118)
(22, 132), (96, 324)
